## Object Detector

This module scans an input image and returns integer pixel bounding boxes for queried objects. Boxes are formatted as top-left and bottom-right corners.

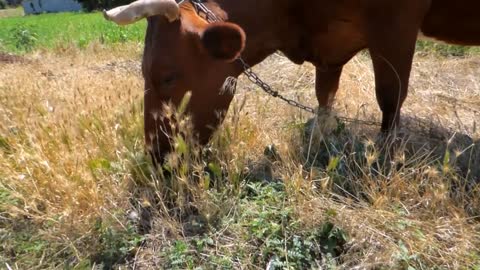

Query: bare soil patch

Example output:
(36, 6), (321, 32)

(0, 52), (28, 64)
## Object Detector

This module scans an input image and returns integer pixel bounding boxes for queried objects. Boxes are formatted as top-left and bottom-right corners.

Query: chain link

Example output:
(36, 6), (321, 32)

(191, 0), (221, 22)
(189, 0), (380, 127)
(237, 58), (317, 114)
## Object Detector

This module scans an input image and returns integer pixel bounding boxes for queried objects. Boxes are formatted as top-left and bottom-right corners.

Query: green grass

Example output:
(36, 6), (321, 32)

(1, 11), (480, 56)
(0, 12), (146, 53)
(416, 40), (480, 57)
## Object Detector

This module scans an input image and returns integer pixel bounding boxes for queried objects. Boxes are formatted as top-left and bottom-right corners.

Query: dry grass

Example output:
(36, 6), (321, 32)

(0, 44), (146, 268)
(0, 7), (24, 19)
(0, 44), (479, 269)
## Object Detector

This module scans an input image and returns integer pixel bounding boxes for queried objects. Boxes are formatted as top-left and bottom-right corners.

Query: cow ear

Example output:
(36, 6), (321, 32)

(201, 22), (246, 62)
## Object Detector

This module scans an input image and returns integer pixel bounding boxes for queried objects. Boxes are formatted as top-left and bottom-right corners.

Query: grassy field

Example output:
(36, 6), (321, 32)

(1, 12), (480, 270)
(0, 12), (145, 53)
(1, 10), (480, 56)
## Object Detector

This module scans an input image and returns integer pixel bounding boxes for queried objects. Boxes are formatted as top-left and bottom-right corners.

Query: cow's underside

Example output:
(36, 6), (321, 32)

(272, 0), (480, 130)
(278, 0), (480, 65)
(422, 0), (480, 45)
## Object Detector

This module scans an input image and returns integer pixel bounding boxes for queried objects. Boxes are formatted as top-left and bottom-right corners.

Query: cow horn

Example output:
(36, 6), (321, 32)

(103, 0), (180, 25)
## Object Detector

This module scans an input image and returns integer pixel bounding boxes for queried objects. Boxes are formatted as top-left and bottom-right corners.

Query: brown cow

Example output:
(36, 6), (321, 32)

(104, 0), (480, 163)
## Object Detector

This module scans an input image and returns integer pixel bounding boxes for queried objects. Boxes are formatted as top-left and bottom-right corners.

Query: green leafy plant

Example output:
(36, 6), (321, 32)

(242, 182), (348, 269)
(93, 219), (144, 269)
(395, 241), (423, 270)
(10, 26), (38, 52)
(164, 240), (196, 269)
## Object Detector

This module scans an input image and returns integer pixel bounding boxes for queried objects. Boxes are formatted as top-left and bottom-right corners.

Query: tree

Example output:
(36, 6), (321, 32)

(6, 0), (22, 6)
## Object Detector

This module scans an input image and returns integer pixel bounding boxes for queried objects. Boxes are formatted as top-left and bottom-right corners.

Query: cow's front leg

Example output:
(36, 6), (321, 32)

(315, 66), (343, 110)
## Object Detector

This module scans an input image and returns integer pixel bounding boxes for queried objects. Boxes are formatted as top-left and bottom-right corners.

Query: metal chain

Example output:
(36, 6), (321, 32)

(191, 0), (221, 22)
(237, 58), (317, 114)
(189, 0), (380, 127)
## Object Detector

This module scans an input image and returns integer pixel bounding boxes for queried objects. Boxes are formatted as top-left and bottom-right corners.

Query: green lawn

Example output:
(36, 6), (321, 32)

(416, 40), (480, 57)
(0, 12), (146, 53)
(0, 10), (479, 56)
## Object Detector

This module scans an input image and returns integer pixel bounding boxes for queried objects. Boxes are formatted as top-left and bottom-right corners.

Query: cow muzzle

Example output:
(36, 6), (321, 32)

(103, 0), (180, 25)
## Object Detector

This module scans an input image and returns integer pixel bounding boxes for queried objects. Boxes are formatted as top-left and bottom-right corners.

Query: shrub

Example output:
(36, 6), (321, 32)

(10, 26), (38, 52)
(0, 0), (8, 10)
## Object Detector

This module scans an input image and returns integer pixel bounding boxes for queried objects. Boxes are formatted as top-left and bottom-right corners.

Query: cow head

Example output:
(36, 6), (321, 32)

(104, 0), (246, 164)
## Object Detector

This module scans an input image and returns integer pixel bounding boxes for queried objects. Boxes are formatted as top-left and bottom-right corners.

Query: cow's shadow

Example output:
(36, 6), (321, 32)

(245, 113), (479, 182)
(398, 116), (480, 181)
(296, 113), (480, 195)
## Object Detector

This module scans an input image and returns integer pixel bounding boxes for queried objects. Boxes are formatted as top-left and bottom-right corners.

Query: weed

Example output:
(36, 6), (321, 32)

(10, 26), (38, 52)
(164, 240), (196, 269)
(92, 218), (145, 269)
(241, 182), (348, 269)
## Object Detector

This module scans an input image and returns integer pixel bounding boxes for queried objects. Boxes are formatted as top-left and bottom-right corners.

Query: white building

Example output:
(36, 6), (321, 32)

(22, 0), (82, 15)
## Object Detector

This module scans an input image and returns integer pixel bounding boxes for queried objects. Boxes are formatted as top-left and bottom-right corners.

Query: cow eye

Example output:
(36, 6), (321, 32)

(160, 72), (179, 88)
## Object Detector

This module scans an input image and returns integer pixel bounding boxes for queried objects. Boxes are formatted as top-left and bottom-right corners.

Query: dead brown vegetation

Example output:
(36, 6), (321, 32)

(0, 45), (479, 269)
